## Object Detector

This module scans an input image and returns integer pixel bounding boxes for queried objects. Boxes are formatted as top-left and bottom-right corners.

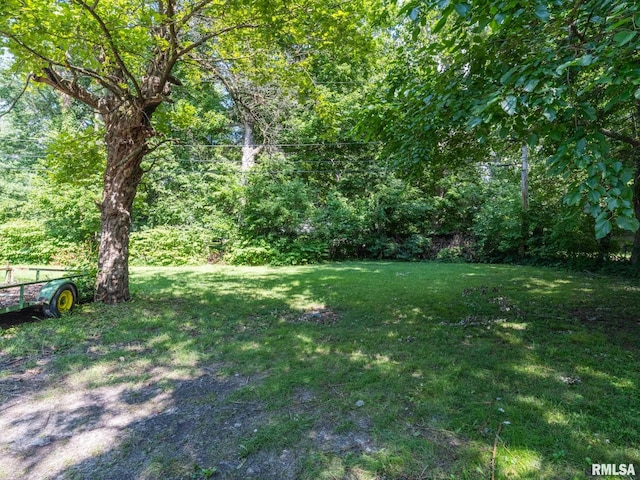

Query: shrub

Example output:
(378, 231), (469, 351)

(129, 225), (222, 266)
(272, 238), (328, 265)
(315, 193), (369, 259)
(472, 182), (523, 261)
(436, 246), (466, 263)
(0, 220), (79, 264)
(223, 240), (277, 266)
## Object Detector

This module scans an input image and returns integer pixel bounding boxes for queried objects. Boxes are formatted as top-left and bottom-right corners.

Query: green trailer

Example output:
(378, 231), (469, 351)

(0, 266), (80, 318)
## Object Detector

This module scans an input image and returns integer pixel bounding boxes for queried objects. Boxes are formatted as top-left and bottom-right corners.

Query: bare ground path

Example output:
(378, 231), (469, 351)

(0, 317), (375, 480)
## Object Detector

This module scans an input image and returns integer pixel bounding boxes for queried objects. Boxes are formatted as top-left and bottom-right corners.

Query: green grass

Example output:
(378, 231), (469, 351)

(2, 262), (640, 479)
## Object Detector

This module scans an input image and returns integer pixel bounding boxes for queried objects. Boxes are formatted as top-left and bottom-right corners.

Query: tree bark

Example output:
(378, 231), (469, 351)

(95, 106), (151, 303)
(240, 120), (263, 185)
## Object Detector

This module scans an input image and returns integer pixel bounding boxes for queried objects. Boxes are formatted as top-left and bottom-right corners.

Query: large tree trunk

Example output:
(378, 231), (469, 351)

(95, 108), (151, 303)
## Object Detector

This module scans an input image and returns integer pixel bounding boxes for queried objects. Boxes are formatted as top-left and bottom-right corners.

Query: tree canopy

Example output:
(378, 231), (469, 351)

(1, 0), (639, 300)
(382, 0), (640, 244)
(0, 0), (379, 302)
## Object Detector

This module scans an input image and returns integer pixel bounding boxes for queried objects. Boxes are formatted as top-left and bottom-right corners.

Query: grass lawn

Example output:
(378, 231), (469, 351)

(1, 262), (639, 479)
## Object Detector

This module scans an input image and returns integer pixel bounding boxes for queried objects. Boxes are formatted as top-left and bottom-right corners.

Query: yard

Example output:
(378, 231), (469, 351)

(1, 262), (639, 479)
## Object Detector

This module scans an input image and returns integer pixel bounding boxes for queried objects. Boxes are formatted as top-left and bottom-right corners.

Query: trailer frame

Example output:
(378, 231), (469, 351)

(1, 265), (82, 317)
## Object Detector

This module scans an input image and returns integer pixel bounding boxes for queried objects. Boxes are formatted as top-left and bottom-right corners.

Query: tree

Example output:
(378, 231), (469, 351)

(0, 0), (374, 302)
(388, 0), (640, 258)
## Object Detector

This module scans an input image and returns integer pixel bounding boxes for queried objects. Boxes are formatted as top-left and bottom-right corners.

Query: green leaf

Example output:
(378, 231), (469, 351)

(432, 15), (448, 33)
(500, 95), (517, 115)
(500, 66), (518, 85)
(466, 116), (483, 129)
(587, 190), (601, 203)
(543, 107), (556, 121)
(454, 3), (471, 17)
(613, 30), (637, 47)
(581, 104), (597, 120)
(595, 216), (612, 239)
(616, 216), (640, 232)
(535, 4), (550, 22)
(621, 170), (634, 184)
(587, 177), (599, 189)
(523, 78), (540, 92)
(564, 191), (582, 206)
(576, 138), (587, 155)
(612, 161), (623, 174)
(577, 54), (594, 66)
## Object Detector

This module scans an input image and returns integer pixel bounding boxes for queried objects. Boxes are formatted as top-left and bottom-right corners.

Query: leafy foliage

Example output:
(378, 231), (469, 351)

(0, 220), (79, 264)
(1, 0), (639, 275)
(386, 0), (640, 240)
(129, 226), (223, 266)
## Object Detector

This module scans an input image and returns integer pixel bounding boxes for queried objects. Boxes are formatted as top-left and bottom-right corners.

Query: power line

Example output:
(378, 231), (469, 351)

(171, 141), (381, 148)
(156, 157), (381, 164)
(0, 166), (49, 172)
(0, 138), (381, 148)
(147, 166), (389, 175)
(1, 154), (384, 164)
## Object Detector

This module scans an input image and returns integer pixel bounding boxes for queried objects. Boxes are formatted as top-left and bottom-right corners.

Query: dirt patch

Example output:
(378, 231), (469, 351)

(0, 360), (378, 480)
(0, 362), (273, 480)
(291, 308), (340, 325)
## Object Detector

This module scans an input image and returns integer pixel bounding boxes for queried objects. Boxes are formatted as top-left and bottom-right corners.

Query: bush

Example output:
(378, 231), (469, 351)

(0, 220), (80, 264)
(472, 182), (523, 260)
(223, 240), (277, 266)
(436, 246), (466, 263)
(241, 159), (315, 240)
(362, 180), (434, 260)
(224, 237), (328, 266)
(272, 238), (328, 265)
(129, 225), (223, 266)
(315, 193), (369, 259)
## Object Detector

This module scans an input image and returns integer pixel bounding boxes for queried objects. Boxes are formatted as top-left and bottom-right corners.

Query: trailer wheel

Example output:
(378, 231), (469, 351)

(43, 284), (77, 318)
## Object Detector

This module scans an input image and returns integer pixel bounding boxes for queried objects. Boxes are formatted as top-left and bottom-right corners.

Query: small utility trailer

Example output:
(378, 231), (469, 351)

(0, 264), (80, 318)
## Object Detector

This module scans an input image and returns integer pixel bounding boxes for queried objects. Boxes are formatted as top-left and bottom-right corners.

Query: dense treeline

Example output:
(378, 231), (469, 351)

(1, 0), (638, 280)
(0, 105), (627, 271)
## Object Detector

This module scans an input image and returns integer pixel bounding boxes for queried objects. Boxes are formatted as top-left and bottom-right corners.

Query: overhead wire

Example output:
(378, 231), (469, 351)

(0, 137), (381, 147)
(0, 140), (386, 176)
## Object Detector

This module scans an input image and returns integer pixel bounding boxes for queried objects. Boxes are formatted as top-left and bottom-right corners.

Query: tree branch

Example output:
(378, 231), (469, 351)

(32, 66), (102, 110)
(167, 0), (178, 51)
(4, 31), (127, 104)
(175, 23), (260, 59)
(175, 0), (217, 33)
(72, 0), (142, 99)
(599, 128), (640, 148)
(0, 74), (32, 119)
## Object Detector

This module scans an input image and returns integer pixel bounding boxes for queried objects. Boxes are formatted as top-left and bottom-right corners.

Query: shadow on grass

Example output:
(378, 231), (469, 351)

(0, 306), (44, 330)
(1, 262), (639, 479)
